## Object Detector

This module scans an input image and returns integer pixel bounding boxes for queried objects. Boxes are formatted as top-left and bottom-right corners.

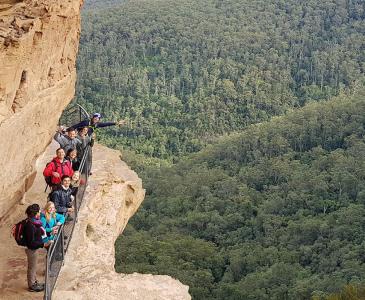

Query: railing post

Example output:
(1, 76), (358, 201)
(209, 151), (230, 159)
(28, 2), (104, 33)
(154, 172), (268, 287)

(44, 252), (50, 300)
(75, 195), (78, 222)
(60, 224), (65, 263)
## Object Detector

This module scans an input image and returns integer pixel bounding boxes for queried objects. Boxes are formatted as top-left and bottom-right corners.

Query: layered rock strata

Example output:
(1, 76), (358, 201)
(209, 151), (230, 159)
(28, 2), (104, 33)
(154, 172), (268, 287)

(0, 0), (83, 219)
(53, 144), (191, 300)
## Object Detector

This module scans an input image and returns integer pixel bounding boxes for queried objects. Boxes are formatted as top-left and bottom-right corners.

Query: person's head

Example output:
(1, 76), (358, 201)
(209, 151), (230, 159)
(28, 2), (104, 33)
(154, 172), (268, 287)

(44, 201), (56, 221)
(56, 148), (65, 160)
(66, 148), (77, 160)
(26, 203), (40, 219)
(61, 175), (71, 188)
(67, 127), (77, 139)
(72, 171), (80, 182)
(91, 113), (101, 124)
(79, 126), (89, 136)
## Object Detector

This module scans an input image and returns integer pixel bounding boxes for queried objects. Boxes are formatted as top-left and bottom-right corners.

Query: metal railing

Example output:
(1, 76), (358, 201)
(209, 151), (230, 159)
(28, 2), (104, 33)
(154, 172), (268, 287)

(44, 103), (91, 300)
(58, 103), (90, 127)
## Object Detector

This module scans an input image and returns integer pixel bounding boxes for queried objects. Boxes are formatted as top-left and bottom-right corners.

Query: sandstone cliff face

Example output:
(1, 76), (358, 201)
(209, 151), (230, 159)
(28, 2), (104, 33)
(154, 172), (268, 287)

(53, 144), (191, 300)
(0, 0), (83, 219)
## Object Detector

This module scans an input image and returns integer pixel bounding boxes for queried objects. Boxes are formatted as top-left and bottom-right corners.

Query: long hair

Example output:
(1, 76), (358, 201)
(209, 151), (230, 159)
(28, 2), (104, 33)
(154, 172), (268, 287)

(44, 201), (56, 223)
(71, 171), (81, 188)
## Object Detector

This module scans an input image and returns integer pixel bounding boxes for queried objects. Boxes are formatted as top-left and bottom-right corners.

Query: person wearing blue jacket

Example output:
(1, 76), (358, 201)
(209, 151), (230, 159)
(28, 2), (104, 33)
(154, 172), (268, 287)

(71, 112), (126, 136)
(40, 201), (65, 242)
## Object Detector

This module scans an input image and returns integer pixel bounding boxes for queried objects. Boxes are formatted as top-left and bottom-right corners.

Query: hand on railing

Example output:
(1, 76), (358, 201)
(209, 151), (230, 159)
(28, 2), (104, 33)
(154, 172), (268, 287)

(44, 240), (54, 249)
(52, 226), (59, 235)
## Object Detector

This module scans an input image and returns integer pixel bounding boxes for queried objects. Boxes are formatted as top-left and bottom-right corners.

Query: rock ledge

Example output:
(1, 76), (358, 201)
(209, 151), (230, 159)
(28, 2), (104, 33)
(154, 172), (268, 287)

(53, 144), (191, 300)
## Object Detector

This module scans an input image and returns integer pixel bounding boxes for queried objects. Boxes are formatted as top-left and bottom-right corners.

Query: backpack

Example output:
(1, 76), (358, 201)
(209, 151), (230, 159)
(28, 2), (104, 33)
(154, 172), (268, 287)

(11, 219), (28, 246)
(44, 160), (57, 191)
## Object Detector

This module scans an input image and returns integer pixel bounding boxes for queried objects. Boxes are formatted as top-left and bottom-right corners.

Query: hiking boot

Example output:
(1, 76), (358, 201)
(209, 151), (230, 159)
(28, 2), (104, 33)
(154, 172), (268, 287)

(28, 283), (44, 292)
(34, 281), (44, 288)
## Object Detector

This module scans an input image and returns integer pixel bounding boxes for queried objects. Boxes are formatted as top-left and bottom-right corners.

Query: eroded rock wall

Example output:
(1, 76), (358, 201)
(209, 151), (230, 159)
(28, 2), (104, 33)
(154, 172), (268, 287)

(53, 144), (191, 300)
(0, 0), (83, 219)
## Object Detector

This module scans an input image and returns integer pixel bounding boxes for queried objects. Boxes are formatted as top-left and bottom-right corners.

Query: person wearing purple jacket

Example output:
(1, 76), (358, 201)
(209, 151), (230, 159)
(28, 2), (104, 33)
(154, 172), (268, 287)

(71, 113), (126, 136)
(23, 204), (53, 292)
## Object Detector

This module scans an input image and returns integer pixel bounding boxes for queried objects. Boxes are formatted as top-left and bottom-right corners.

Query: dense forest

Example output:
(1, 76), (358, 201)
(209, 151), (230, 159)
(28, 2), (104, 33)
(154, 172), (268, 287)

(77, 0), (365, 299)
(115, 91), (365, 300)
(77, 0), (365, 159)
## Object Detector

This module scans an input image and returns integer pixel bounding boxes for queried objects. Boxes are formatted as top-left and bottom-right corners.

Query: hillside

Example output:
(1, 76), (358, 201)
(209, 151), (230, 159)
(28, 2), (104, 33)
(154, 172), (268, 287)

(76, 0), (365, 159)
(75, 0), (365, 299)
(116, 89), (365, 299)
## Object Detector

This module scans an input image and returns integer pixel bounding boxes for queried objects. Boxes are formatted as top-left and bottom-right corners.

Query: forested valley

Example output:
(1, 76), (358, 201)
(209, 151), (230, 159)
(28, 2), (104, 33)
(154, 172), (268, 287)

(77, 0), (365, 299)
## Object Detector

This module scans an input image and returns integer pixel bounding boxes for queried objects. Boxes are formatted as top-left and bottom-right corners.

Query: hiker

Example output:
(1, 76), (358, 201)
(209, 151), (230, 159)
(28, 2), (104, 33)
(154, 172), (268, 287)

(76, 126), (95, 174)
(77, 126), (94, 159)
(50, 175), (74, 221)
(24, 204), (53, 292)
(54, 126), (82, 153)
(43, 148), (74, 189)
(65, 148), (80, 171)
(71, 112), (126, 136)
(70, 171), (81, 198)
(40, 202), (65, 242)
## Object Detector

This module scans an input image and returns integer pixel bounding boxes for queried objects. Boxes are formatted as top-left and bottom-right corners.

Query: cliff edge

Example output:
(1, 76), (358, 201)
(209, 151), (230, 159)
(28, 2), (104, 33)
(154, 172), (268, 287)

(53, 143), (190, 300)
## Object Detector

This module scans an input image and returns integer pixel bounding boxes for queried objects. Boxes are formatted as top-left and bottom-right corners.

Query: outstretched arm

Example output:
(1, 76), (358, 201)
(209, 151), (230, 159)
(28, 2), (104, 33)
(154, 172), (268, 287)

(96, 120), (126, 128)
(95, 121), (116, 128)
(71, 120), (89, 130)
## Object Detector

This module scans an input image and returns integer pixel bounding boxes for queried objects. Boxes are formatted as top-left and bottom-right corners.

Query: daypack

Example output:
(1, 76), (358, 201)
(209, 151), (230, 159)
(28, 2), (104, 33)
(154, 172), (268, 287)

(12, 219), (28, 246)
(44, 160), (57, 191)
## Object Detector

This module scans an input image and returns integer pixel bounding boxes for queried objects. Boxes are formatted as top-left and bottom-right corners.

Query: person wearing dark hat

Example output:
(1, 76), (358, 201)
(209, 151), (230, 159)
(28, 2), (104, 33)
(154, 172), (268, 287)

(24, 204), (53, 292)
(71, 113), (126, 136)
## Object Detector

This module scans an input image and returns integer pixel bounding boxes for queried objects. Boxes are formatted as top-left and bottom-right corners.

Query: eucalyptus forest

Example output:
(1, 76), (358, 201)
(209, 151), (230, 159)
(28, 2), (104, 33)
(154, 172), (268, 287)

(76, 0), (365, 299)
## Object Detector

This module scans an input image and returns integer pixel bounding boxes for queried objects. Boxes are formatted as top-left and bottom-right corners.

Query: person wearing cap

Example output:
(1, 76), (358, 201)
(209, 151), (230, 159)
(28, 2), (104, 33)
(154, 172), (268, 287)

(71, 113), (126, 136)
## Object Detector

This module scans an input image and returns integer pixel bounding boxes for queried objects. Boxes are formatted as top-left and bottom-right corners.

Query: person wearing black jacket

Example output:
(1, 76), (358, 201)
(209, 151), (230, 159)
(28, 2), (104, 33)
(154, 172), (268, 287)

(24, 204), (53, 292)
(50, 176), (74, 220)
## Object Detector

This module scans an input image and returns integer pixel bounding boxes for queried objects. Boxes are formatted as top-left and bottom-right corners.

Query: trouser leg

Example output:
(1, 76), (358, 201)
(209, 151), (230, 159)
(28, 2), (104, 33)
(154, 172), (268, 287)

(25, 248), (38, 287)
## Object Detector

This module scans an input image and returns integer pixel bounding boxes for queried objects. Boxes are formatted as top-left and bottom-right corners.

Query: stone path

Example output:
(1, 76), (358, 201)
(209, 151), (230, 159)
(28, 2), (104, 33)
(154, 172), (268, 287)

(0, 141), (57, 300)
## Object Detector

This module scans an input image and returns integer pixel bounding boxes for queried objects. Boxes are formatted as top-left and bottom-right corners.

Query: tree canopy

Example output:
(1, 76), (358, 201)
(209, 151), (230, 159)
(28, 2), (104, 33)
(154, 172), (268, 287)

(115, 90), (365, 299)
(76, 0), (365, 299)
(77, 0), (365, 159)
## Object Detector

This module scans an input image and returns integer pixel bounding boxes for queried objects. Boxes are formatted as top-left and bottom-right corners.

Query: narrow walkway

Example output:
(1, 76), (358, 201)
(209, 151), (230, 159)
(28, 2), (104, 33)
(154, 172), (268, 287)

(0, 141), (58, 299)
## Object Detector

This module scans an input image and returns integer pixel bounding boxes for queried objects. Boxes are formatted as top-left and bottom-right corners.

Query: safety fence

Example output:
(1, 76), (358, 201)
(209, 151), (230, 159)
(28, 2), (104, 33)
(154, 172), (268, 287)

(44, 104), (91, 300)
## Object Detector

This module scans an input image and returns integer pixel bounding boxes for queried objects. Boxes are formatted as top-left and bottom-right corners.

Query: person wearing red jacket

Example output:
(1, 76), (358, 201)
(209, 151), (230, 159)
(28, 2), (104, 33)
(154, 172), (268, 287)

(43, 148), (74, 188)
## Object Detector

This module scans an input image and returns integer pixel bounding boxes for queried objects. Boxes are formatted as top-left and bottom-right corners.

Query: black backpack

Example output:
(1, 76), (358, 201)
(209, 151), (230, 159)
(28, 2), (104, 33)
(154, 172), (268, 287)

(11, 219), (28, 246)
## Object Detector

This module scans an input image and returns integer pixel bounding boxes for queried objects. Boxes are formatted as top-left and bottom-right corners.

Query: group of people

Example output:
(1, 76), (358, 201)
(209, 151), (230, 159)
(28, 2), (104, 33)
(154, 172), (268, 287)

(22, 113), (125, 292)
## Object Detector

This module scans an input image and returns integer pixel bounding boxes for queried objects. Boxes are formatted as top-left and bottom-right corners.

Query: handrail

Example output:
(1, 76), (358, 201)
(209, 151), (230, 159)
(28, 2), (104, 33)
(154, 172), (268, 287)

(44, 104), (92, 300)
(76, 103), (90, 120)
